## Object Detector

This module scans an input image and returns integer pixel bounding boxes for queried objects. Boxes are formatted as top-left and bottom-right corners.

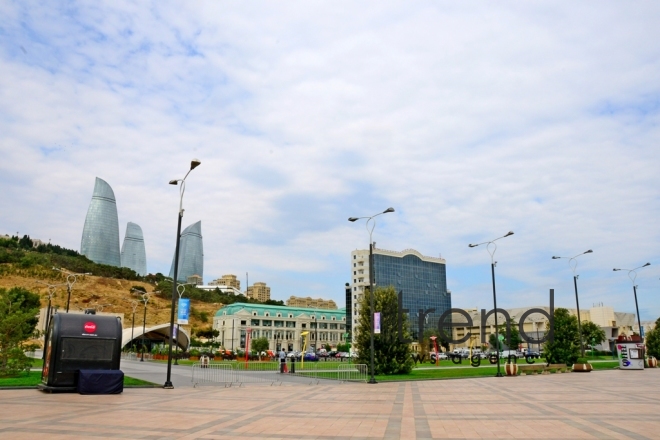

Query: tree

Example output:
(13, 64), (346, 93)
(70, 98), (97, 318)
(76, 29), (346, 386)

(251, 337), (269, 360)
(0, 287), (41, 376)
(543, 308), (580, 366)
(644, 317), (660, 359)
(580, 321), (606, 350)
(355, 286), (413, 375)
(488, 321), (522, 351)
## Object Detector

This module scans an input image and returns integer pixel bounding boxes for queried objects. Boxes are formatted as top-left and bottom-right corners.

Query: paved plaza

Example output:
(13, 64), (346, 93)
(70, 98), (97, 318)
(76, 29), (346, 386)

(1, 369), (658, 439)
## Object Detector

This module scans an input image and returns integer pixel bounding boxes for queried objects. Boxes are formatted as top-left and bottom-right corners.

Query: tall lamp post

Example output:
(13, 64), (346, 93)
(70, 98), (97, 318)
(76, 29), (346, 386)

(348, 207), (395, 384)
(165, 159), (201, 389)
(52, 267), (91, 312)
(132, 289), (152, 362)
(36, 281), (66, 360)
(613, 263), (651, 342)
(552, 250), (593, 357)
(469, 231), (514, 378)
(124, 299), (139, 352)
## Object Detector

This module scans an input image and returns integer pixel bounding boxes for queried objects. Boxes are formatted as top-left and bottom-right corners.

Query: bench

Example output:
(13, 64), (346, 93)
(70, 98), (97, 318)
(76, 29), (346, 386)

(518, 363), (569, 375)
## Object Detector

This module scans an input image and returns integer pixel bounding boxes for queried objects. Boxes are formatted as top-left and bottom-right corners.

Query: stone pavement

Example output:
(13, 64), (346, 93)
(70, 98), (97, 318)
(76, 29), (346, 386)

(1, 369), (658, 439)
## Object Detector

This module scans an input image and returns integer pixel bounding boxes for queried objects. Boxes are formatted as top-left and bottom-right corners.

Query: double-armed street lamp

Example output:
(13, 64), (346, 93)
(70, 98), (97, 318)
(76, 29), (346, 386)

(131, 288), (153, 362)
(613, 263), (651, 341)
(174, 283), (194, 365)
(124, 299), (140, 352)
(469, 231), (514, 378)
(348, 207), (395, 384)
(165, 159), (201, 389)
(36, 281), (66, 359)
(52, 267), (91, 312)
(552, 250), (593, 356)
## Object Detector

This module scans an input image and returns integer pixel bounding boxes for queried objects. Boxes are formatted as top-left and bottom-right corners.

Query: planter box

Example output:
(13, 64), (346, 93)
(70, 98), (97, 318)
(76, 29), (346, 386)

(572, 363), (592, 372)
(505, 363), (518, 376)
(648, 357), (658, 368)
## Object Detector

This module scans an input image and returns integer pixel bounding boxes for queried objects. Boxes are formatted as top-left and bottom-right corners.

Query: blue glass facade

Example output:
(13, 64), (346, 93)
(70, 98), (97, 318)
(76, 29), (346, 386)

(80, 177), (121, 267)
(169, 220), (203, 282)
(373, 252), (450, 340)
(120, 222), (147, 276)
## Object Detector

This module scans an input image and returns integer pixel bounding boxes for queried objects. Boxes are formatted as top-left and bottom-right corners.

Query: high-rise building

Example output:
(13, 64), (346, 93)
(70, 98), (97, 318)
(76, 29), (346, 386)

(169, 221), (203, 283)
(350, 247), (450, 342)
(120, 222), (147, 275)
(81, 177), (121, 267)
(247, 282), (271, 302)
(286, 296), (338, 309)
(209, 274), (241, 290)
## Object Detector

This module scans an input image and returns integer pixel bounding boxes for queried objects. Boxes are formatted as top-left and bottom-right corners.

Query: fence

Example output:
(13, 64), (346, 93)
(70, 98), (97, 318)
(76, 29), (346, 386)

(191, 361), (282, 387)
(121, 352), (153, 361)
(288, 362), (368, 384)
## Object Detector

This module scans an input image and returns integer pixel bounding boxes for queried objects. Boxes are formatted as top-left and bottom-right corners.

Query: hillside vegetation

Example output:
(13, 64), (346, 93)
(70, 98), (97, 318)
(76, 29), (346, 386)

(0, 235), (281, 340)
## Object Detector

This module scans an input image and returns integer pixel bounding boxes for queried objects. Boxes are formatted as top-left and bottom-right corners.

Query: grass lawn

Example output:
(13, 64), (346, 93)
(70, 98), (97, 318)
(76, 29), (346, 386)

(0, 371), (158, 388)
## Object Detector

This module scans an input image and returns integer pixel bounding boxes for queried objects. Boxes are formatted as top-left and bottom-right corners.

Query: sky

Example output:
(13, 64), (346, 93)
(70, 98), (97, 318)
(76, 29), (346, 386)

(1, 1), (660, 320)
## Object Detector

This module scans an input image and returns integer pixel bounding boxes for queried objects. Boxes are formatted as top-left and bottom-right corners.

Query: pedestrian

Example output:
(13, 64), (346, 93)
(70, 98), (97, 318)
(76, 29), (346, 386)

(279, 348), (287, 373)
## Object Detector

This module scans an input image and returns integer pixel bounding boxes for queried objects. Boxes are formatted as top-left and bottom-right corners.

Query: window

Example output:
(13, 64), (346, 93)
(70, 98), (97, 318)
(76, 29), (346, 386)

(277, 313), (281, 317)
(288, 314), (293, 318)
(319, 323), (328, 329)
(265, 312), (269, 317)
(321, 316), (326, 320)
(330, 323), (338, 329)
(354, 271), (356, 275)
(353, 255), (356, 259)
(286, 321), (295, 328)
(331, 317), (335, 320)
(262, 320), (272, 327)
(240, 320), (246, 325)
(302, 323), (307, 328)
(253, 312), (257, 316)
(251, 319), (260, 326)
(353, 263), (356, 267)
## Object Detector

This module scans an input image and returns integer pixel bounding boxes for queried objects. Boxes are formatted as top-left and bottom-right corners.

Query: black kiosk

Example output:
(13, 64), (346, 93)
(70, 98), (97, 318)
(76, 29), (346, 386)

(39, 313), (124, 393)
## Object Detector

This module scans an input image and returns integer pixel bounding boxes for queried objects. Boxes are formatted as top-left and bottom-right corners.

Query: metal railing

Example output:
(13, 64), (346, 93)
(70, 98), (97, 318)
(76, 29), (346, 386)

(121, 352), (153, 361)
(191, 361), (282, 387)
(288, 362), (368, 384)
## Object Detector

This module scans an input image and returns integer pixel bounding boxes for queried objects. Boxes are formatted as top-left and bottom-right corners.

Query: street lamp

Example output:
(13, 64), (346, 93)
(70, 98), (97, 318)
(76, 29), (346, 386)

(52, 267), (91, 312)
(469, 231), (514, 378)
(348, 207), (395, 384)
(552, 250), (593, 357)
(124, 299), (140, 353)
(132, 289), (152, 362)
(36, 281), (66, 360)
(165, 158), (201, 389)
(613, 263), (651, 342)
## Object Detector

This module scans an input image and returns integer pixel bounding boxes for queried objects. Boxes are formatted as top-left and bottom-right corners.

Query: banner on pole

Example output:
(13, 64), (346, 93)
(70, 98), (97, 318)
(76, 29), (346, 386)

(177, 298), (190, 324)
(374, 312), (381, 334)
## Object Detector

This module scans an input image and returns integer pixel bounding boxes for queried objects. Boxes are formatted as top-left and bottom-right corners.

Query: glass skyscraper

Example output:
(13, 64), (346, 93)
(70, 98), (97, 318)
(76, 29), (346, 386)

(81, 177), (121, 267)
(120, 222), (147, 276)
(169, 220), (203, 283)
(350, 247), (450, 341)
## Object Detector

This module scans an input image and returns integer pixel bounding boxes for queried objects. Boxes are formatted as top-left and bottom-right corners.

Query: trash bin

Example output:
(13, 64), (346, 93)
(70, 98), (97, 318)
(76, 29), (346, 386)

(290, 357), (296, 374)
(616, 335), (645, 370)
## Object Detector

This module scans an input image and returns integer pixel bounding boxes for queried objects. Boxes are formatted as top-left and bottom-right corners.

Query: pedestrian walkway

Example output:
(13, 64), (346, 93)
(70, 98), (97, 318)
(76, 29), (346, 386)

(1, 369), (658, 439)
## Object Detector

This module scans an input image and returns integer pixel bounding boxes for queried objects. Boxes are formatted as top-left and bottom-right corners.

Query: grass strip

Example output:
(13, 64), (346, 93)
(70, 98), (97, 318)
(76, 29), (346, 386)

(0, 371), (158, 388)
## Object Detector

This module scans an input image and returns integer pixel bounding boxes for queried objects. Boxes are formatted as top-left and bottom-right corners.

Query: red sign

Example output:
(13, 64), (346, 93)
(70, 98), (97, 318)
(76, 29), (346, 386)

(84, 322), (97, 333)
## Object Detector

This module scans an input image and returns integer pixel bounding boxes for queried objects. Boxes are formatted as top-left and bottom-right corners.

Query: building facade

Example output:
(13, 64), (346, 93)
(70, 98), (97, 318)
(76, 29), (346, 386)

(286, 296), (338, 309)
(350, 247), (450, 343)
(247, 282), (271, 302)
(213, 303), (347, 352)
(169, 221), (203, 283)
(209, 274), (241, 290)
(120, 222), (147, 276)
(81, 177), (121, 267)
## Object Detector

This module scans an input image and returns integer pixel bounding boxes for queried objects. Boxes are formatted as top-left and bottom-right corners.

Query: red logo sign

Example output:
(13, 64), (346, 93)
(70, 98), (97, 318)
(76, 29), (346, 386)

(84, 322), (97, 333)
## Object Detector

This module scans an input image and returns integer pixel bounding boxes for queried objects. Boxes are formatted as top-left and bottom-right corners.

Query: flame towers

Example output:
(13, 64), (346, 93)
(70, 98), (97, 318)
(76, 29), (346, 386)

(121, 222), (147, 276)
(81, 177), (121, 266)
(169, 220), (203, 282)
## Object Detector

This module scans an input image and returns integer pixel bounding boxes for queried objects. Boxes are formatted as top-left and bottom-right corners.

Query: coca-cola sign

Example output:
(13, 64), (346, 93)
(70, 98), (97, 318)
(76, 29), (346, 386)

(84, 322), (97, 333)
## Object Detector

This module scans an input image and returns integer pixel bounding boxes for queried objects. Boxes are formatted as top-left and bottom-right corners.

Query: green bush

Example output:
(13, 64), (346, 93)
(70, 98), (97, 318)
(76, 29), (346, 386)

(576, 357), (588, 364)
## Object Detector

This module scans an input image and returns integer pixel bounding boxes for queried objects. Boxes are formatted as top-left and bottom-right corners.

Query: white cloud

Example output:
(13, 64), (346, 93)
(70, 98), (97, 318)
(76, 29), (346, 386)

(1, 1), (660, 319)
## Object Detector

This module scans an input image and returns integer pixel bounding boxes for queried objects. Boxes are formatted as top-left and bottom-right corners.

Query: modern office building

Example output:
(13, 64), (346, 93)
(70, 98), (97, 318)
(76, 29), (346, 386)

(213, 303), (348, 352)
(169, 221), (203, 283)
(247, 282), (271, 302)
(209, 274), (241, 290)
(350, 247), (450, 343)
(286, 296), (338, 309)
(120, 222), (147, 276)
(81, 177), (121, 267)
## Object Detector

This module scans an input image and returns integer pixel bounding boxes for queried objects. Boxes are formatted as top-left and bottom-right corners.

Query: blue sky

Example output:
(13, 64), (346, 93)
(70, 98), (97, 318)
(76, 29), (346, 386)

(2, 1), (660, 320)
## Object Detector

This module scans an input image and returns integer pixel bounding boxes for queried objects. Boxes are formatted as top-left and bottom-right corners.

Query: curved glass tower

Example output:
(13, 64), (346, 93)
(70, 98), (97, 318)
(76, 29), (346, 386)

(120, 222), (147, 276)
(81, 177), (121, 267)
(169, 220), (203, 282)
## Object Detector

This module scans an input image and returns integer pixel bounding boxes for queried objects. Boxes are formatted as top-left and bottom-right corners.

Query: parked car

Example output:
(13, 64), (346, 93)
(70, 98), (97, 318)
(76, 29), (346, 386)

(303, 352), (318, 361)
(429, 352), (448, 362)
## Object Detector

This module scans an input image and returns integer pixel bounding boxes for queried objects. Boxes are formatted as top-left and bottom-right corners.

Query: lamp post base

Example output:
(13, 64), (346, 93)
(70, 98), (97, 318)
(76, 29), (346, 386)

(163, 381), (174, 389)
(368, 378), (377, 384)
(495, 373), (503, 377)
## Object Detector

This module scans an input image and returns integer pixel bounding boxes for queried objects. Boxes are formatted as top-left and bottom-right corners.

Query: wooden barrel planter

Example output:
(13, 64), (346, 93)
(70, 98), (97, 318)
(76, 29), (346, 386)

(505, 362), (518, 376)
(572, 363), (593, 372)
(648, 357), (658, 368)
